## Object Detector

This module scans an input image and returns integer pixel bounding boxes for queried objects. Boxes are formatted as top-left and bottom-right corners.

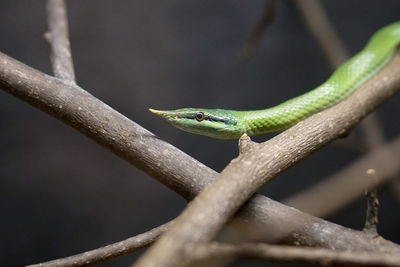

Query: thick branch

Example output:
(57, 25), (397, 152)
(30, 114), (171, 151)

(45, 0), (75, 82)
(0, 52), (399, 266)
(190, 243), (400, 267)
(134, 52), (400, 267)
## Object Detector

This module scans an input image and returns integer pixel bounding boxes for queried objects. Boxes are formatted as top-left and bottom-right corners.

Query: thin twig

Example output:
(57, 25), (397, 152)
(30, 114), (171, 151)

(1, 51), (400, 266)
(133, 52), (400, 267)
(27, 221), (172, 267)
(190, 242), (400, 267)
(239, 0), (279, 61)
(45, 0), (76, 82)
(363, 169), (379, 235)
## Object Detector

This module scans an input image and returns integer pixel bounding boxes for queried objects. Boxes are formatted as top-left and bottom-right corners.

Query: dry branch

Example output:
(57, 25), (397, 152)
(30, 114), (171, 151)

(0, 51), (400, 266)
(27, 222), (172, 267)
(134, 52), (400, 267)
(0, 1), (395, 266)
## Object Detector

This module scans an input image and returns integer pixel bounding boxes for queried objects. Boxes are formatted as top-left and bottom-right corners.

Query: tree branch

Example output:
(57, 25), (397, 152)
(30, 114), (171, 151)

(27, 221), (172, 267)
(0, 51), (399, 266)
(189, 242), (400, 267)
(134, 52), (400, 267)
(45, 0), (75, 82)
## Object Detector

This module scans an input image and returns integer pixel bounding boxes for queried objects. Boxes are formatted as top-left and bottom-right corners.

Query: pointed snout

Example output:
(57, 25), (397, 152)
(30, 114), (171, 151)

(148, 108), (175, 120)
(148, 108), (164, 116)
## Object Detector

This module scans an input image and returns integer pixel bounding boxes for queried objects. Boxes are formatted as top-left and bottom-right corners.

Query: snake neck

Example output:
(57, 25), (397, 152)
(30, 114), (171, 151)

(236, 99), (323, 136)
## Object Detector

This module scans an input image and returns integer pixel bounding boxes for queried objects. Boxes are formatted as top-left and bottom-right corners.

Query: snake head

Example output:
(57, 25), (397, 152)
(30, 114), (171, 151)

(149, 108), (244, 139)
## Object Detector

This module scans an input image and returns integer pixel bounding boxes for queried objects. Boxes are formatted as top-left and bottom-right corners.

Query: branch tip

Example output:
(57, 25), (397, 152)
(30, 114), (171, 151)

(363, 168), (380, 235)
(238, 133), (257, 154)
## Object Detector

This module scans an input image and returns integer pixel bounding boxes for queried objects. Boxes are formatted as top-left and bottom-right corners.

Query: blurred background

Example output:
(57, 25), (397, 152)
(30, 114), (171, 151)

(0, 0), (399, 266)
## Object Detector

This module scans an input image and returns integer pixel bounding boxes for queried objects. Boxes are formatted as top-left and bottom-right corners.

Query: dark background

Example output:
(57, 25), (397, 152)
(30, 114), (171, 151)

(1, 0), (400, 266)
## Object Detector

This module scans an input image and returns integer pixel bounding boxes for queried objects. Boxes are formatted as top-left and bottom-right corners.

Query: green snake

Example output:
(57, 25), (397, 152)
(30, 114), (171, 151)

(150, 21), (400, 139)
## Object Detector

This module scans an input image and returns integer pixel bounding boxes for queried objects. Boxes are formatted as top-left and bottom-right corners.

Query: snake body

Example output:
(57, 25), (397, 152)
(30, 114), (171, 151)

(150, 22), (400, 139)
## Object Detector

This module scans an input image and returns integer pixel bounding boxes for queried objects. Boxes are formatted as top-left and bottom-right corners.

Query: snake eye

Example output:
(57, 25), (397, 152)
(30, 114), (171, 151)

(195, 112), (205, 121)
